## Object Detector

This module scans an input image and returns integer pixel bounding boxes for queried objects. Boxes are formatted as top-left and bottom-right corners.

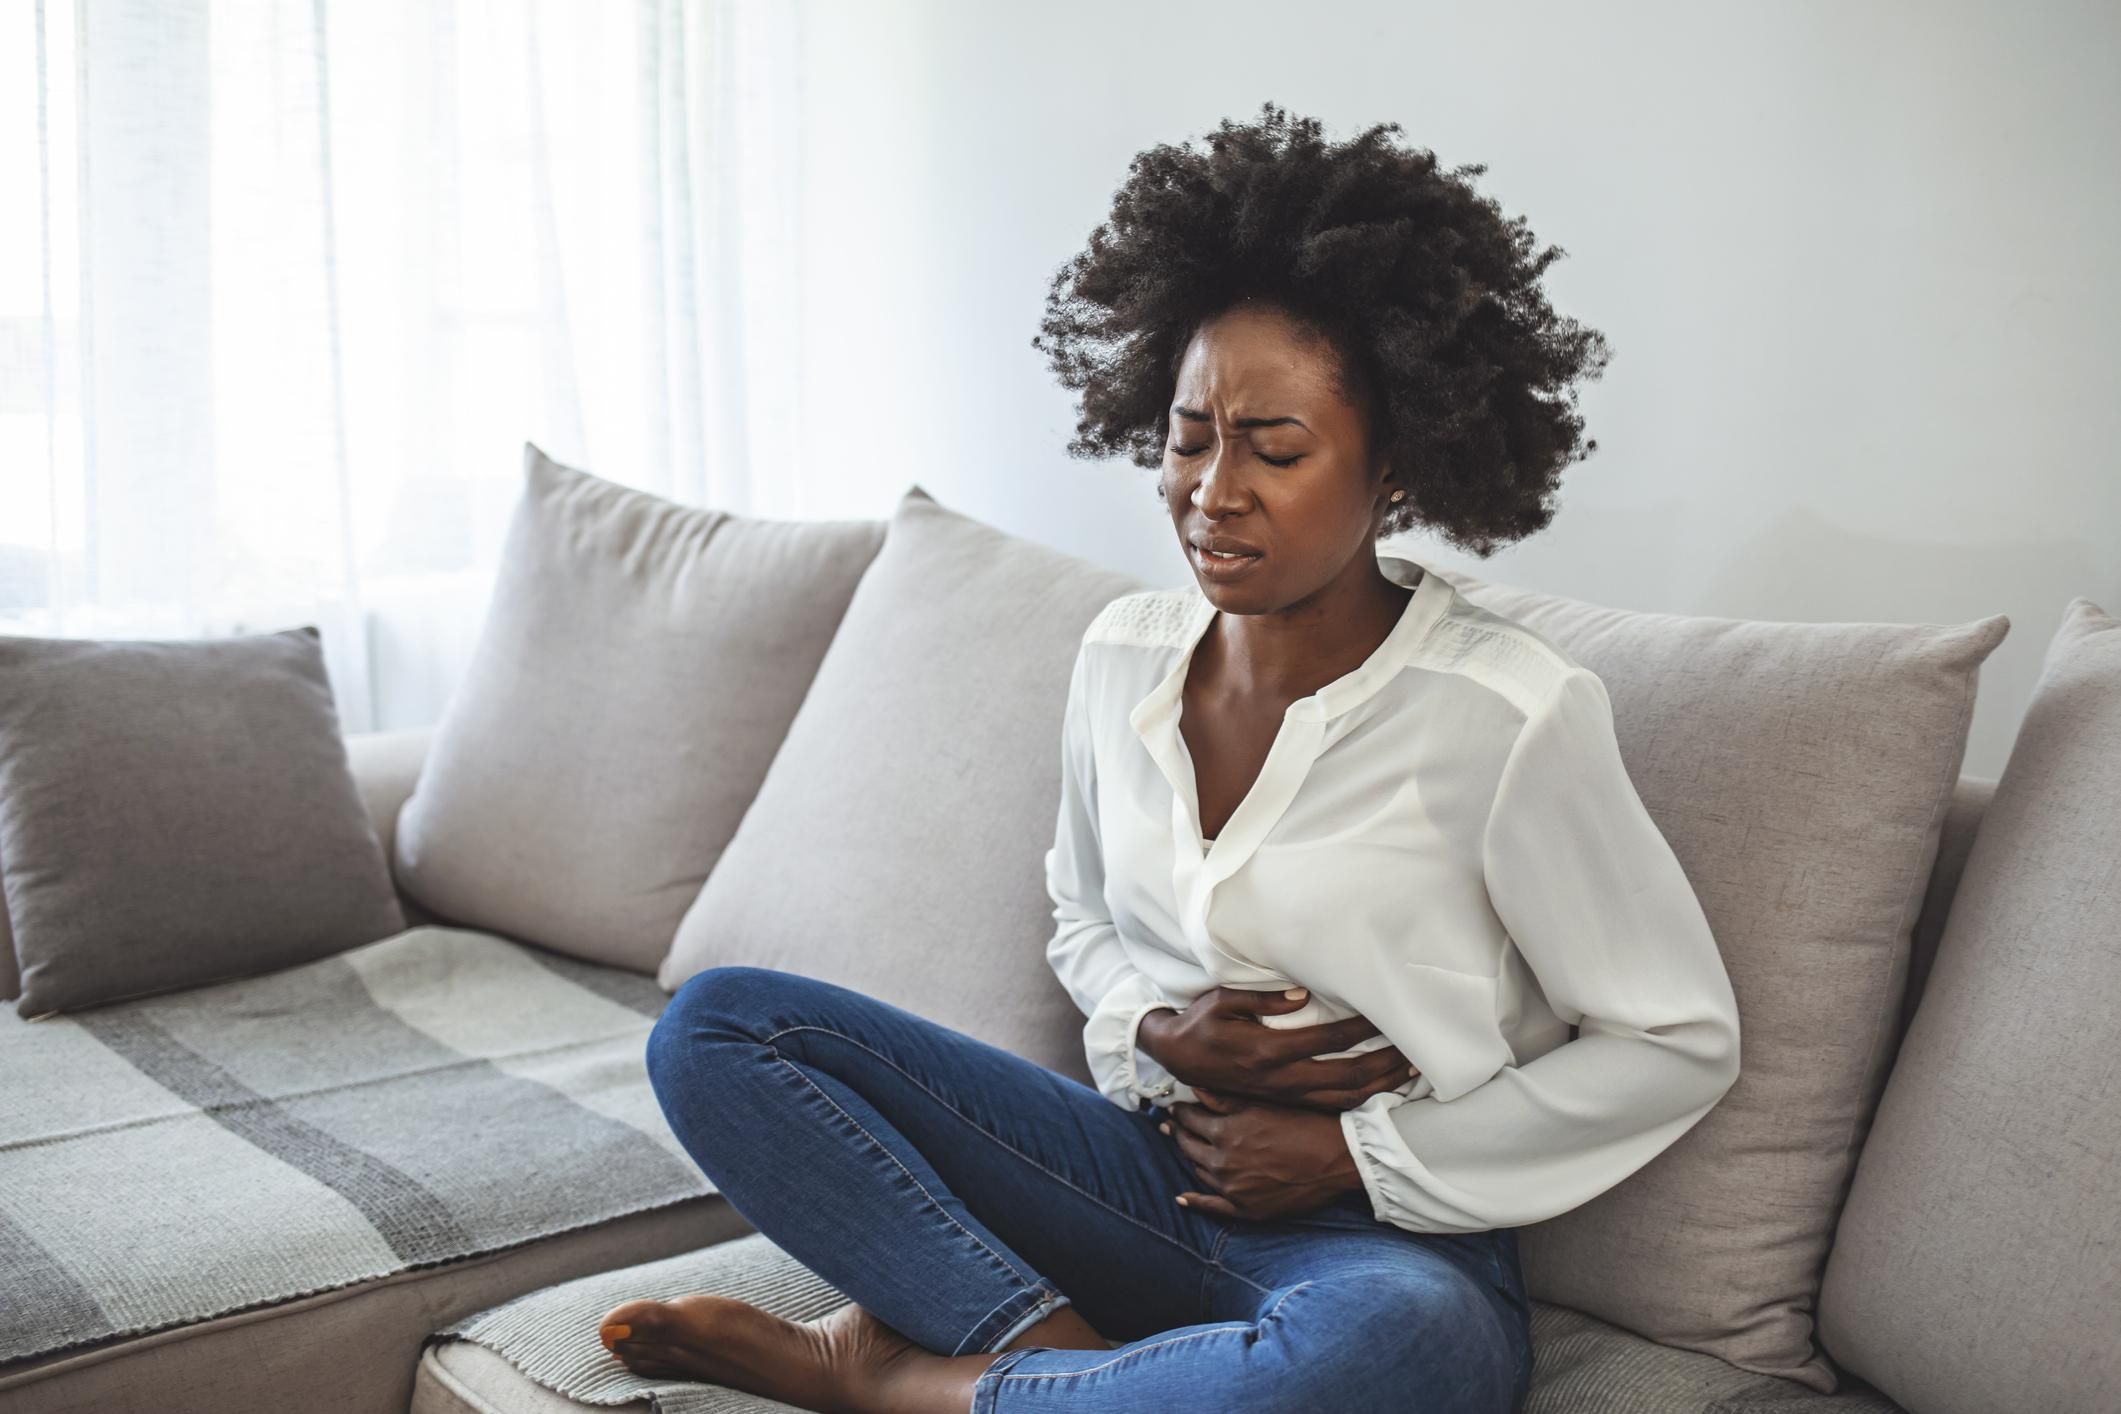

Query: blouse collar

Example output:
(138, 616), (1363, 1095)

(1129, 551), (1452, 737)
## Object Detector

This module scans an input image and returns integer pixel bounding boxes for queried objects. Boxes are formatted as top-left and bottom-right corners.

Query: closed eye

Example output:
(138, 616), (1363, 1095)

(1169, 444), (1303, 468)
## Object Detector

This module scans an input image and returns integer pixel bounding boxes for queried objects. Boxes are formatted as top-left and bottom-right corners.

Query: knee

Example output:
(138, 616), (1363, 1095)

(1360, 1268), (1504, 1370)
(1258, 1270), (1517, 1413)
(646, 964), (800, 1089)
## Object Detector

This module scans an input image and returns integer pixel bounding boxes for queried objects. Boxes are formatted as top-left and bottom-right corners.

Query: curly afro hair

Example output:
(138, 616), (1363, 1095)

(1033, 102), (1613, 558)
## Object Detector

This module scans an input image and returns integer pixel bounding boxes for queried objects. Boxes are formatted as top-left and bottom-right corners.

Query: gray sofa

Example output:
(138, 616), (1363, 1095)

(1, 453), (2111, 1414)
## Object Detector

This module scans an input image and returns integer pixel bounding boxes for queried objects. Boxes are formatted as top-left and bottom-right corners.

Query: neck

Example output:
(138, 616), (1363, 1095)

(1202, 559), (1415, 705)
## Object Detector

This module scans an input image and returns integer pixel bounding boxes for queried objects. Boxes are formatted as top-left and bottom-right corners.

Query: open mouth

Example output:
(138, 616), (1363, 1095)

(1192, 544), (1263, 575)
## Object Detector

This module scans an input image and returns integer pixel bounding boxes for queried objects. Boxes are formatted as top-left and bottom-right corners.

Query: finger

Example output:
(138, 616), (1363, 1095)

(1305, 1045), (1419, 1087)
(1365, 1051), (1416, 1093)
(1215, 984), (1312, 1018)
(1260, 1015), (1389, 1059)
(1169, 1124), (1218, 1175)
(1166, 1103), (1216, 1141)
(1178, 1191), (1242, 1218)
(1313, 1043), (1413, 1085)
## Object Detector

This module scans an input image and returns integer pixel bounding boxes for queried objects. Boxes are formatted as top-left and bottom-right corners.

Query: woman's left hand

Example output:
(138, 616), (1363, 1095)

(1160, 1087), (1366, 1221)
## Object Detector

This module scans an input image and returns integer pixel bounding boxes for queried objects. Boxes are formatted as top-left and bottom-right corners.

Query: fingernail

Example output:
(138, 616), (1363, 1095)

(1284, 987), (1306, 999)
(1176, 1195), (1190, 1206)
(603, 1324), (631, 1341)
(1158, 1121), (1171, 1134)
(1408, 1064), (1419, 1076)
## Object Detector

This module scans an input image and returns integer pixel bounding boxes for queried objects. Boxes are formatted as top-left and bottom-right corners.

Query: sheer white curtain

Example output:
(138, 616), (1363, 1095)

(0, 0), (803, 730)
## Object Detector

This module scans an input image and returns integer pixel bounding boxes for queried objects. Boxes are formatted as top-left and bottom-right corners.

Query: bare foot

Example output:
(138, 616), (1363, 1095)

(595, 1295), (938, 1413)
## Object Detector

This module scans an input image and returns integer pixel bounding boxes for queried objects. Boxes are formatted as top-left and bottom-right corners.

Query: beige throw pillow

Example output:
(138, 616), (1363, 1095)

(393, 444), (886, 972)
(657, 486), (1146, 1076)
(1430, 561), (2008, 1393)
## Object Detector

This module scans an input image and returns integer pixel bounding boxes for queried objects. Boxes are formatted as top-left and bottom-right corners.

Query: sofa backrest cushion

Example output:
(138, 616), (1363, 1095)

(0, 626), (406, 1017)
(1903, 773), (1996, 1035)
(393, 444), (886, 973)
(1, 882), (14, 1001)
(658, 486), (1146, 1076)
(1817, 597), (2119, 1414)
(1431, 561), (2008, 1392)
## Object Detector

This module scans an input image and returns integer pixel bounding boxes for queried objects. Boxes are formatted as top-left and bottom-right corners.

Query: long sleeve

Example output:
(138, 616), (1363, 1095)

(1338, 666), (1742, 1234)
(1043, 639), (1191, 1109)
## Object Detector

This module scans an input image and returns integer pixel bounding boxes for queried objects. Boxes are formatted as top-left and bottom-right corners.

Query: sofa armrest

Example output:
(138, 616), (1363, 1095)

(343, 726), (435, 888)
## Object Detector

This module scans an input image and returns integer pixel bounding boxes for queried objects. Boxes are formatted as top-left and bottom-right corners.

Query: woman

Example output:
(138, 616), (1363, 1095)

(596, 102), (1741, 1413)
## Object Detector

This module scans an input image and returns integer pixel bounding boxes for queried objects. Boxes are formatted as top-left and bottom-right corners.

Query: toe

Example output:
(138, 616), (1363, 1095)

(598, 1298), (671, 1347)
(610, 1341), (690, 1382)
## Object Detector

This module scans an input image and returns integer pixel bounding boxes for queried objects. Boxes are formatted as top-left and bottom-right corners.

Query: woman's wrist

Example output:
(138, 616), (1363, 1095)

(1134, 1005), (1180, 1064)
(1315, 1112), (1368, 1195)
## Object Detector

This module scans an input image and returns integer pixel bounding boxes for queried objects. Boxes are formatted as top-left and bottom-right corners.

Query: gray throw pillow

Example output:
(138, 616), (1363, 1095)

(1430, 561), (2008, 1393)
(0, 627), (406, 1018)
(657, 486), (1146, 1076)
(392, 444), (887, 973)
(1817, 597), (2120, 1414)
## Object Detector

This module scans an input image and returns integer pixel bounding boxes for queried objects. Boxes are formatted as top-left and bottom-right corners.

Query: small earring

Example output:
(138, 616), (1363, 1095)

(1389, 489), (1405, 503)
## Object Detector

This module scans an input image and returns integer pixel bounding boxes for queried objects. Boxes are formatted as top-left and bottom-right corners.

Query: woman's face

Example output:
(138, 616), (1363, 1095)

(1161, 301), (1395, 614)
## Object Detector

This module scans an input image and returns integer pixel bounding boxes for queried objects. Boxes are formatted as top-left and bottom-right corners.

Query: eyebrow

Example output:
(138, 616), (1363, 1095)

(1171, 405), (1310, 432)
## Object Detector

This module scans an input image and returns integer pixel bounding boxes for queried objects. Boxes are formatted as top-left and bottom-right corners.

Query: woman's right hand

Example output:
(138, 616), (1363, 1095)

(1135, 986), (1418, 1112)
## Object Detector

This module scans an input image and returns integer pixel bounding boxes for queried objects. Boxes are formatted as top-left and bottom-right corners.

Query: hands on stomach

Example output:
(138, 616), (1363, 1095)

(1136, 986), (1416, 1221)
(1135, 984), (1418, 1111)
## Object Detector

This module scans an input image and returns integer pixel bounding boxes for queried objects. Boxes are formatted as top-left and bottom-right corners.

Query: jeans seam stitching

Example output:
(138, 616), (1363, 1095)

(769, 1052), (1042, 1298)
(992, 1280), (1315, 1383)
(956, 1284), (1053, 1358)
(1198, 1221), (1240, 1316)
(762, 1022), (1267, 1296)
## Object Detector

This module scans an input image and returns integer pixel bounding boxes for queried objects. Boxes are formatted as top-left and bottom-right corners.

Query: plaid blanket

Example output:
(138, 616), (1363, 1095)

(0, 925), (713, 1367)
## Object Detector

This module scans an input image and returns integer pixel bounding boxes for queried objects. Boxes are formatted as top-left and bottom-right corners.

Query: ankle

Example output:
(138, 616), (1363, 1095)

(858, 1346), (998, 1414)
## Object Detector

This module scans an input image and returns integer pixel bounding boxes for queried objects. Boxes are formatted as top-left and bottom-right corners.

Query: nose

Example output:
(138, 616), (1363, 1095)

(1192, 441), (1250, 517)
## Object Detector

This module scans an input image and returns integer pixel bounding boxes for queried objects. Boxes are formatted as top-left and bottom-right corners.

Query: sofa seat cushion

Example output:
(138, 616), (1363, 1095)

(0, 1198), (748, 1414)
(0, 925), (713, 1379)
(410, 1232), (1910, 1414)
(418, 1232), (844, 1413)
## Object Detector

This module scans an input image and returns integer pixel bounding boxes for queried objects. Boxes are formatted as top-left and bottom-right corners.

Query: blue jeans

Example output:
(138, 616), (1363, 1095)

(645, 965), (1533, 1413)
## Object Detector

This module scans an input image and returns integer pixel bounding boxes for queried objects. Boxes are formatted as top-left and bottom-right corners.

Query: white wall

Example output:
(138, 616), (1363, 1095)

(787, 0), (2120, 779)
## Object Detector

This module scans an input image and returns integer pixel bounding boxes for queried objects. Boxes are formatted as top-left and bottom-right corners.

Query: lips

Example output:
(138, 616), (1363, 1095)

(1192, 543), (1264, 578)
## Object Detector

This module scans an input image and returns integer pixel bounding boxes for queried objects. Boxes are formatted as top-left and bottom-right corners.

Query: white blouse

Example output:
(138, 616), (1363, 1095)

(1043, 553), (1741, 1235)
